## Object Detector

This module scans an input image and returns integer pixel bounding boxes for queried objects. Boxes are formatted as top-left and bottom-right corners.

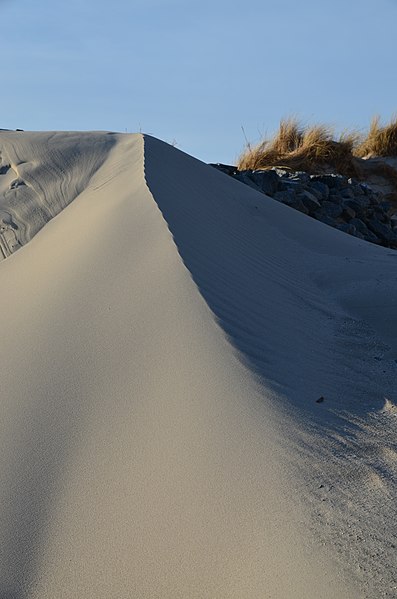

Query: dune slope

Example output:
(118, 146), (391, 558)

(0, 131), (396, 598)
(0, 131), (116, 257)
(144, 136), (397, 597)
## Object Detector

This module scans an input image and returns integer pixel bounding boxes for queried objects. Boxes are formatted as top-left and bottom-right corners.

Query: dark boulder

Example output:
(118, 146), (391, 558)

(299, 190), (322, 213)
(308, 180), (330, 201)
(250, 169), (281, 195)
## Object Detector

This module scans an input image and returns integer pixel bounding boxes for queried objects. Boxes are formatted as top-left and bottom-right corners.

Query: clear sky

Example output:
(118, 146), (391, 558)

(1, 0), (397, 163)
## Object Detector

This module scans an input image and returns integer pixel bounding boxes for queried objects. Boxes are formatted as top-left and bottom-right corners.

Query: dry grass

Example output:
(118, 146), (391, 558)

(355, 115), (397, 158)
(237, 118), (360, 176)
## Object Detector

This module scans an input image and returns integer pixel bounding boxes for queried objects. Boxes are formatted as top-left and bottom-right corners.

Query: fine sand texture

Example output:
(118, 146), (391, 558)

(0, 131), (396, 598)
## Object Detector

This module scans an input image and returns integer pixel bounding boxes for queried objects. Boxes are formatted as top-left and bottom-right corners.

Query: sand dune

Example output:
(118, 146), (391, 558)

(0, 131), (396, 598)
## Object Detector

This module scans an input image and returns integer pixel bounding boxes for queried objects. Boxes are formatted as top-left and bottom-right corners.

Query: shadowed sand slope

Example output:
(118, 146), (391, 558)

(0, 132), (396, 598)
(144, 136), (397, 597)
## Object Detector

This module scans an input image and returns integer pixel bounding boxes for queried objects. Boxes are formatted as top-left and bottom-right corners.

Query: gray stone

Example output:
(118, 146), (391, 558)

(310, 174), (347, 189)
(327, 194), (342, 204)
(350, 218), (380, 243)
(234, 172), (262, 192)
(342, 206), (356, 220)
(226, 163), (397, 250)
(359, 182), (373, 195)
(299, 190), (322, 213)
(368, 219), (397, 243)
(250, 169), (280, 195)
(271, 168), (291, 178)
(308, 180), (329, 200)
(279, 180), (305, 194)
(288, 171), (311, 184)
(379, 201), (392, 212)
(273, 189), (299, 205)
(340, 187), (355, 199)
(352, 194), (371, 209)
(321, 201), (343, 218)
(349, 184), (365, 197)
(342, 199), (365, 214)
(368, 191), (383, 205)
(293, 200), (309, 214)
(349, 218), (367, 234)
(371, 206), (389, 222)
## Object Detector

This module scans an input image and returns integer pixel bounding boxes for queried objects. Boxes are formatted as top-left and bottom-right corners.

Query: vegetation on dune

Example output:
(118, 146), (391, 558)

(355, 115), (397, 158)
(237, 115), (397, 175)
(237, 118), (360, 176)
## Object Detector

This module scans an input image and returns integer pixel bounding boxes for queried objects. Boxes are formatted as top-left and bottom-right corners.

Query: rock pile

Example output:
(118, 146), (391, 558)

(210, 164), (397, 248)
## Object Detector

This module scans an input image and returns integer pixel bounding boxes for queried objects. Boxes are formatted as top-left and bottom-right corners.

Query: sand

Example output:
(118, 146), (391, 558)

(0, 130), (396, 598)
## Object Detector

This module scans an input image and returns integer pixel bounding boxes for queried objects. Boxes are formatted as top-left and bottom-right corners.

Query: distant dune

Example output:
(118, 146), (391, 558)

(0, 131), (396, 598)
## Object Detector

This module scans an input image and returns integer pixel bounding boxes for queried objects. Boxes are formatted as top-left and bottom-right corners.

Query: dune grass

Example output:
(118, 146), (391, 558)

(354, 115), (397, 158)
(237, 118), (360, 176)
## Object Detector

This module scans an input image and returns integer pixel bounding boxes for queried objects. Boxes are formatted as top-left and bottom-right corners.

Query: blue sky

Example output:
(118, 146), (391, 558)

(1, 0), (397, 163)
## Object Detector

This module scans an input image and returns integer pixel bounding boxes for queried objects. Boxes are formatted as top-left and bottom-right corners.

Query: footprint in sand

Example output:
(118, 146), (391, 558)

(0, 150), (11, 175)
(9, 178), (26, 190)
(0, 164), (11, 175)
(0, 212), (21, 258)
